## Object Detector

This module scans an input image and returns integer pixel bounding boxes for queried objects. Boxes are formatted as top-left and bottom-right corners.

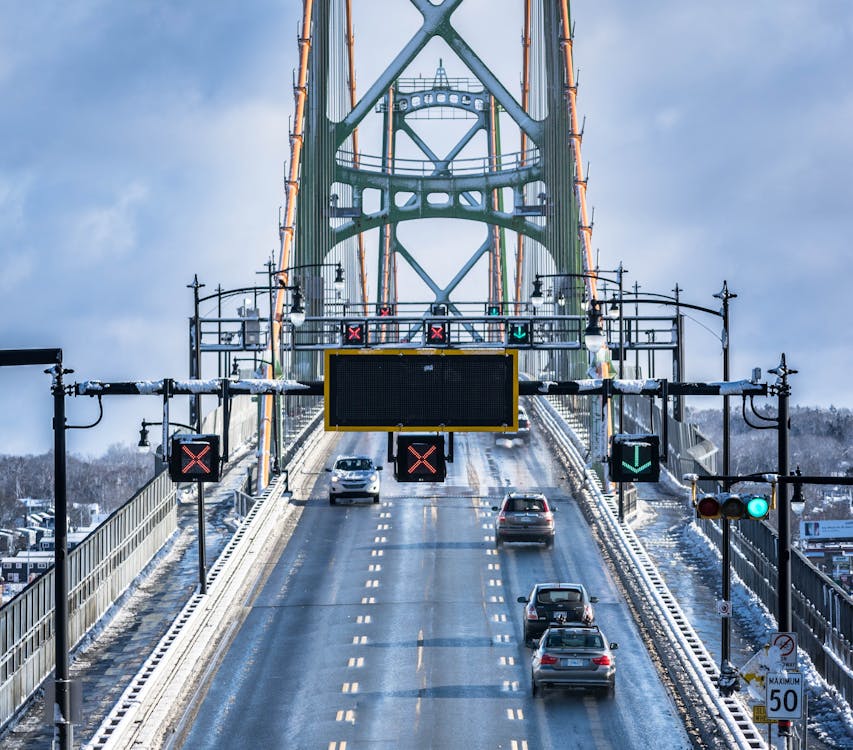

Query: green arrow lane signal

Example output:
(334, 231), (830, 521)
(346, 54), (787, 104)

(622, 444), (652, 474)
(610, 433), (661, 482)
(506, 320), (532, 346)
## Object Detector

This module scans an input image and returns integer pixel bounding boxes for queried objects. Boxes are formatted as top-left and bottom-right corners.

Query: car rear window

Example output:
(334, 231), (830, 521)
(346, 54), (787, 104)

(546, 632), (603, 649)
(537, 588), (582, 604)
(507, 497), (545, 512)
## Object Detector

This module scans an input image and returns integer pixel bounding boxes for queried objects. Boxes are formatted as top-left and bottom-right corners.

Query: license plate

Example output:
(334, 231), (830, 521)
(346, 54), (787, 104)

(553, 612), (568, 622)
(562, 658), (584, 667)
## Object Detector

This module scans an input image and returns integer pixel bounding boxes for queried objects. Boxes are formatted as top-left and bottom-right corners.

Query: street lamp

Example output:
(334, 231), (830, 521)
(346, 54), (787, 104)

(286, 284), (306, 327)
(583, 302), (606, 353)
(137, 419), (196, 453)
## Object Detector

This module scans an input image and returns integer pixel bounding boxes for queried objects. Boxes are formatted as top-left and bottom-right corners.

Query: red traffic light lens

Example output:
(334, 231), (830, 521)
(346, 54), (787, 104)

(696, 495), (721, 519)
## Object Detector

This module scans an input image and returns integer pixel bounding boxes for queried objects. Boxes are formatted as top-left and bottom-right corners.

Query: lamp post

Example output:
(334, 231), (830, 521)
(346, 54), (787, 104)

(531, 265), (626, 515)
(137, 418), (212, 594)
(611, 281), (737, 677)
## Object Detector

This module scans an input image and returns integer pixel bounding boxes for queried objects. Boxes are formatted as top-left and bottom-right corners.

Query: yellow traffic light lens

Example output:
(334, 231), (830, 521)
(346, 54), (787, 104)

(720, 495), (746, 520)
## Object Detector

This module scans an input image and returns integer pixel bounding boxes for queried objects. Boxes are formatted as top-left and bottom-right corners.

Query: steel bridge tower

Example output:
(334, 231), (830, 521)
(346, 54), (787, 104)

(261, 0), (598, 482)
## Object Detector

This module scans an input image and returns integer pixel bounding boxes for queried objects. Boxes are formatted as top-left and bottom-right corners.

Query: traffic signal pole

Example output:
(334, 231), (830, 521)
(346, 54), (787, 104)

(197, 479), (207, 595)
(52, 363), (73, 750)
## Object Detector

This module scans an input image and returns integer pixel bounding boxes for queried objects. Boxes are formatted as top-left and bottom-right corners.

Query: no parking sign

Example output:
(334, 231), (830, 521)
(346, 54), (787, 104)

(770, 632), (798, 669)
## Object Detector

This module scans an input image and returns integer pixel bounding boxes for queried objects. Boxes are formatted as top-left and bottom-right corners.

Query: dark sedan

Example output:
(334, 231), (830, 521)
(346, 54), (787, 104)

(517, 582), (598, 645)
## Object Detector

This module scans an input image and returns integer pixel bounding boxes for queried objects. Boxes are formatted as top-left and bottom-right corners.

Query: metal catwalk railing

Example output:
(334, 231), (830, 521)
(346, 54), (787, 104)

(0, 395), (325, 733)
(0, 470), (176, 732)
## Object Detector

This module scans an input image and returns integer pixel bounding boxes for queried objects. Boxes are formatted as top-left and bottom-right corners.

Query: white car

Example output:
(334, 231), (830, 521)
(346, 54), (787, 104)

(326, 455), (382, 505)
(497, 406), (531, 444)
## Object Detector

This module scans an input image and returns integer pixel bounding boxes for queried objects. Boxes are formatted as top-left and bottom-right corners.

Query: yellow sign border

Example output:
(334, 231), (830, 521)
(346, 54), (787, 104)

(324, 348), (519, 432)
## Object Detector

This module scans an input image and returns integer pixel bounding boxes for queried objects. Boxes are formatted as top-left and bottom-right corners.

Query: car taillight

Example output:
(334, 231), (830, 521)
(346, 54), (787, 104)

(526, 604), (538, 620)
(542, 511), (553, 523)
(592, 655), (611, 666)
(540, 653), (558, 665)
(498, 514), (507, 525)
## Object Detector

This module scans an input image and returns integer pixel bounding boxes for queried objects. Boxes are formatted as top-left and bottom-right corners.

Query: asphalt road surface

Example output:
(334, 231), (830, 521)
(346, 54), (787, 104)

(179, 429), (691, 750)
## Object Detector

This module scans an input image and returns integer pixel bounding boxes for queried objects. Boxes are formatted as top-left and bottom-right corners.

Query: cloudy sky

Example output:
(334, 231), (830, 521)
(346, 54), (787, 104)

(1, 0), (852, 456)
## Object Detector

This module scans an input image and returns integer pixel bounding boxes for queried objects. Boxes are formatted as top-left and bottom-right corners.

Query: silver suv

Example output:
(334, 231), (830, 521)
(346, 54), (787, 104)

(326, 455), (382, 505)
(492, 492), (555, 548)
(531, 624), (618, 697)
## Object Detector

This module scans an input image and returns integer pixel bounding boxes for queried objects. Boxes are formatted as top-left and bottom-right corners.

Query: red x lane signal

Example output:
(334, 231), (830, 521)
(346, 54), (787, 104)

(341, 320), (367, 346)
(377, 304), (395, 317)
(168, 434), (221, 482)
(425, 320), (449, 345)
(408, 442), (437, 473)
(395, 435), (447, 482)
(182, 442), (210, 472)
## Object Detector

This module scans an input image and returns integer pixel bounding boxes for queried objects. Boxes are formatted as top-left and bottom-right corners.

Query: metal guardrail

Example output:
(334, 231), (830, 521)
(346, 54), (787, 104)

(699, 517), (853, 703)
(84, 414), (330, 749)
(0, 471), (176, 732)
(533, 395), (764, 750)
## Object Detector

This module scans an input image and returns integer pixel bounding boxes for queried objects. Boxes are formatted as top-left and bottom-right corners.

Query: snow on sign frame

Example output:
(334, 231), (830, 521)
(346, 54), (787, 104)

(324, 348), (518, 431)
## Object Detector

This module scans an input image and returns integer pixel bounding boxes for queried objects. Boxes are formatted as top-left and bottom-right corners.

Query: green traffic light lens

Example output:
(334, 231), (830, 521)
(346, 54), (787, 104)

(746, 495), (770, 519)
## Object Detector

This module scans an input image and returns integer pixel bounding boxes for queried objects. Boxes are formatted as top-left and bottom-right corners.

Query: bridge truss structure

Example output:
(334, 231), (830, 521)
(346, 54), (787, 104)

(258, 0), (602, 483)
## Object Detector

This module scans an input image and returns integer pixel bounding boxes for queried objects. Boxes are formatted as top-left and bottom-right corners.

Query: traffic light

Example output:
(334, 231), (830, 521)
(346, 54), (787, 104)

(395, 435), (447, 482)
(609, 434), (660, 482)
(695, 492), (771, 520)
(486, 303), (501, 316)
(168, 434), (221, 482)
(425, 320), (450, 345)
(341, 320), (368, 346)
(506, 320), (533, 347)
(377, 304), (395, 317)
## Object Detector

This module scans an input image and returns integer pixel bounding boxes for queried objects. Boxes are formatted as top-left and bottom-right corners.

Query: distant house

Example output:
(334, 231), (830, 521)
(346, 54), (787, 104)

(19, 497), (51, 512)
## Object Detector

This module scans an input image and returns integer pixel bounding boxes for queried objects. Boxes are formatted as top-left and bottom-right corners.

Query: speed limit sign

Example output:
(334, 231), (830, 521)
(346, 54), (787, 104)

(765, 672), (803, 719)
